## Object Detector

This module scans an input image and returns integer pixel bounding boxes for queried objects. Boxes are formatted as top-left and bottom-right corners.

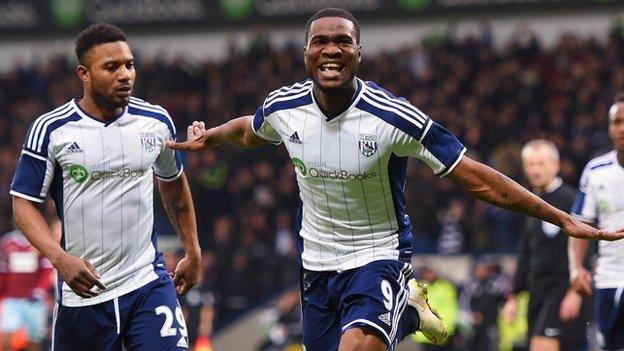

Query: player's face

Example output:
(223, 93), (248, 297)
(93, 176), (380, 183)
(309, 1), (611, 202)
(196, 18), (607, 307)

(80, 41), (135, 109)
(522, 147), (559, 189)
(609, 103), (624, 152)
(304, 17), (361, 92)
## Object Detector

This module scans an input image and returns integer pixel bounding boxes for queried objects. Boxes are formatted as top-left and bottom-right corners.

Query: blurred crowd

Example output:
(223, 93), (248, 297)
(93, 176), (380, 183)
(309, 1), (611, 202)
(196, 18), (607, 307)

(1, 19), (623, 350)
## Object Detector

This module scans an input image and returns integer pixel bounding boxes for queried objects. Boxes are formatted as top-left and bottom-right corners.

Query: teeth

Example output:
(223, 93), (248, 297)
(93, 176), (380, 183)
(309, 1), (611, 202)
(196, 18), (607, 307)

(321, 63), (341, 70)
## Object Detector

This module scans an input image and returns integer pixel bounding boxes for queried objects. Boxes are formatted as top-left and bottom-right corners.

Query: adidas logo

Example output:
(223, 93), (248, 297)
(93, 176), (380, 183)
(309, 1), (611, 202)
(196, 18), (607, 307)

(66, 142), (83, 153)
(378, 312), (391, 326)
(176, 336), (188, 348)
(288, 131), (302, 144)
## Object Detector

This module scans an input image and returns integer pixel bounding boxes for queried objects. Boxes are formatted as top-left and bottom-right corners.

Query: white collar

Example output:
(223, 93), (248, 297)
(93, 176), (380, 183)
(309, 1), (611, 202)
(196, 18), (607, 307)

(542, 177), (563, 194)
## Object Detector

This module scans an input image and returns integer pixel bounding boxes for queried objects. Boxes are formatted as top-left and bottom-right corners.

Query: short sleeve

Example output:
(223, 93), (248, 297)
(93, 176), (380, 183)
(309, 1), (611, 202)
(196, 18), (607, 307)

(570, 165), (596, 222)
(393, 121), (466, 177)
(251, 106), (282, 145)
(10, 123), (56, 203)
(153, 112), (183, 182)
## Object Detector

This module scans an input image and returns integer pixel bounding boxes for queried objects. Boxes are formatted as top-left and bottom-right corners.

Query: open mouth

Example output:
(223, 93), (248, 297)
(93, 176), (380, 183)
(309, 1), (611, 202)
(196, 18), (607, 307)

(318, 62), (344, 78)
(116, 86), (132, 97)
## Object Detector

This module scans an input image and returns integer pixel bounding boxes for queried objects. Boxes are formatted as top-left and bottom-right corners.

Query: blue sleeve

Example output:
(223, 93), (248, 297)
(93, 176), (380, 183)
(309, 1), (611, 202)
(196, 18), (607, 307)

(252, 106), (264, 134)
(419, 122), (466, 175)
(10, 153), (48, 203)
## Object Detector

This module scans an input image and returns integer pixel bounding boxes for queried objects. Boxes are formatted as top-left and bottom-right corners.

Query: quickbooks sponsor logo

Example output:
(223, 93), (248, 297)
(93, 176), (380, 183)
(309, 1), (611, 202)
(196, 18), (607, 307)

(293, 157), (307, 176)
(292, 158), (376, 181)
(308, 168), (376, 181)
(90, 168), (145, 180)
(69, 164), (145, 182)
(69, 164), (88, 183)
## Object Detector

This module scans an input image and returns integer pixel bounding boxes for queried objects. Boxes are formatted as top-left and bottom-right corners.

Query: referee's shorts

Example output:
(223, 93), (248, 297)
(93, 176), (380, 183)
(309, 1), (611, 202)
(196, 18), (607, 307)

(528, 280), (587, 350)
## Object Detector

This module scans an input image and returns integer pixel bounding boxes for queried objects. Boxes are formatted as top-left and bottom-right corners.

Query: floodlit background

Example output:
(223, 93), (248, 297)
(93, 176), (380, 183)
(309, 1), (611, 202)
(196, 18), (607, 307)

(1, 1), (623, 350)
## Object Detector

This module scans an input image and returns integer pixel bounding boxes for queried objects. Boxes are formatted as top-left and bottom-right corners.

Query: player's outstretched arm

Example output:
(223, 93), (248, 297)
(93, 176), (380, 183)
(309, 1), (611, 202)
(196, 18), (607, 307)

(158, 174), (201, 295)
(447, 156), (624, 241)
(166, 116), (266, 151)
(12, 197), (105, 298)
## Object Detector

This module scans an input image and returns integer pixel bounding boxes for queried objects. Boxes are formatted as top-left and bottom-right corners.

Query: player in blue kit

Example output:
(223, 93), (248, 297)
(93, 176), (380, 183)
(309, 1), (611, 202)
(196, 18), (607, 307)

(168, 8), (624, 351)
(10, 24), (201, 350)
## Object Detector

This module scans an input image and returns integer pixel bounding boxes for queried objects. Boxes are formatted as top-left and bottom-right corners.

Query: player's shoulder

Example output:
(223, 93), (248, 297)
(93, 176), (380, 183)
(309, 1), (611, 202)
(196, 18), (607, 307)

(262, 79), (313, 116)
(127, 97), (176, 134)
(359, 80), (427, 117)
(357, 79), (431, 135)
(128, 96), (170, 117)
(362, 80), (401, 99)
(584, 150), (617, 173)
(33, 99), (74, 119)
(265, 79), (313, 100)
(29, 100), (77, 128)
(24, 100), (81, 153)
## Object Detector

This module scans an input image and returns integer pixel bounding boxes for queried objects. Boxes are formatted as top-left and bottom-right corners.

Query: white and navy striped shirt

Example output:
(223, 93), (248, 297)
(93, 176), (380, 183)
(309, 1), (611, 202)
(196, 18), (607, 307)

(10, 97), (183, 306)
(252, 78), (466, 271)
(571, 150), (624, 288)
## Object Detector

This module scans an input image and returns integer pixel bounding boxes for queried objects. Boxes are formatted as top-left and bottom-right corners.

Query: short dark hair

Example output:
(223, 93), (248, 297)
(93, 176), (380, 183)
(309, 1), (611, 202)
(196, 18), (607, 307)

(75, 23), (127, 65)
(305, 8), (360, 45)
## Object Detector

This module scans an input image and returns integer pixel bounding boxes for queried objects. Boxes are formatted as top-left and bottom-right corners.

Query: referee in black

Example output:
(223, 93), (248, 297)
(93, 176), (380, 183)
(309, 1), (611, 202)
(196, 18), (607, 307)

(503, 139), (588, 351)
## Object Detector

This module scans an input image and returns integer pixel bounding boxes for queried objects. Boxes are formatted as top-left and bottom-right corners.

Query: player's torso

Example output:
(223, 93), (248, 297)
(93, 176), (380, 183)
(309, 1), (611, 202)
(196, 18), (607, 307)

(49, 112), (166, 304)
(51, 115), (163, 188)
(282, 105), (397, 226)
(269, 103), (405, 269)
(590, 163), (624, 232)
(589, 157), (624, 287)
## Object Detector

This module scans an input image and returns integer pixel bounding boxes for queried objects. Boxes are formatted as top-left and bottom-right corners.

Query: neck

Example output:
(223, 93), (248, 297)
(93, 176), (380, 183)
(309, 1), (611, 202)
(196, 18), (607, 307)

(618, 150), (624, 167)
(313, 79), (357, 118)
(78, 94), (123, 121)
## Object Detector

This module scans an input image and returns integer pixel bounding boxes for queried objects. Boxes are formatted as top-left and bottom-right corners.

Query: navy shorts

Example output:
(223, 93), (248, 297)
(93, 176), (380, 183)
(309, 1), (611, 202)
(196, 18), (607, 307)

(52, 274), (188, 351)
(596, 287), (624, 350)
(300, 260), (413, 351)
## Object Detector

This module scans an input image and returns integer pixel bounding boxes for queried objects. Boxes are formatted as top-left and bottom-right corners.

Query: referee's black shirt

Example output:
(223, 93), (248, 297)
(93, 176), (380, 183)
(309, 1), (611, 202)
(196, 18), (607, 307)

(512, 179), (576, 293)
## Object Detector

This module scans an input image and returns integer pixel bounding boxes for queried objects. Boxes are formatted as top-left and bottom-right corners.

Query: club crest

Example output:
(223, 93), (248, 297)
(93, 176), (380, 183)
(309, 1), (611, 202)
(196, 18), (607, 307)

(140, 132), (157, 153)
(358, 134), (377, 157)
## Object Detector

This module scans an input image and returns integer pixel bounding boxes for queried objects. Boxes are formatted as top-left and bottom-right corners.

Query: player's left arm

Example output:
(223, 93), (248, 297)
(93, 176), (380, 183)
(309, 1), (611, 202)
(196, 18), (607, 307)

(158, 174), (201, 295)
(447, 156), (624, 241)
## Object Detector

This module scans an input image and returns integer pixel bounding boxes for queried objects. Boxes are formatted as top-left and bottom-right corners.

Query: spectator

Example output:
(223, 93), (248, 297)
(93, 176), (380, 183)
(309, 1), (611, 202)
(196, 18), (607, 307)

(460, 256), (509, 351)
(0, 226), (55, 351)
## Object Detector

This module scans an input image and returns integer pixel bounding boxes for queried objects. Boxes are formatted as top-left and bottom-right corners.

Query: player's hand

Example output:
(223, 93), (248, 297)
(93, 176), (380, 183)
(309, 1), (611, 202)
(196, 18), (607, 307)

(172, 255), (200, 296)
(166, 121), (221, 151)
(570, 267), (593, 297)
(502, 295), (518, 323)
(561, 217), (624, 241)
(559, 289), (582, 322)
(55, 253), (106, 298)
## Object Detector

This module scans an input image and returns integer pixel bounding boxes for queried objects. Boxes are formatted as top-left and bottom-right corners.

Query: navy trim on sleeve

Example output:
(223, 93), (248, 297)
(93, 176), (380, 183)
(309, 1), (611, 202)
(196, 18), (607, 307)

(252, 106), (264, 133)
(10, 153), (48, 201)
(420, 122), (466, 171)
